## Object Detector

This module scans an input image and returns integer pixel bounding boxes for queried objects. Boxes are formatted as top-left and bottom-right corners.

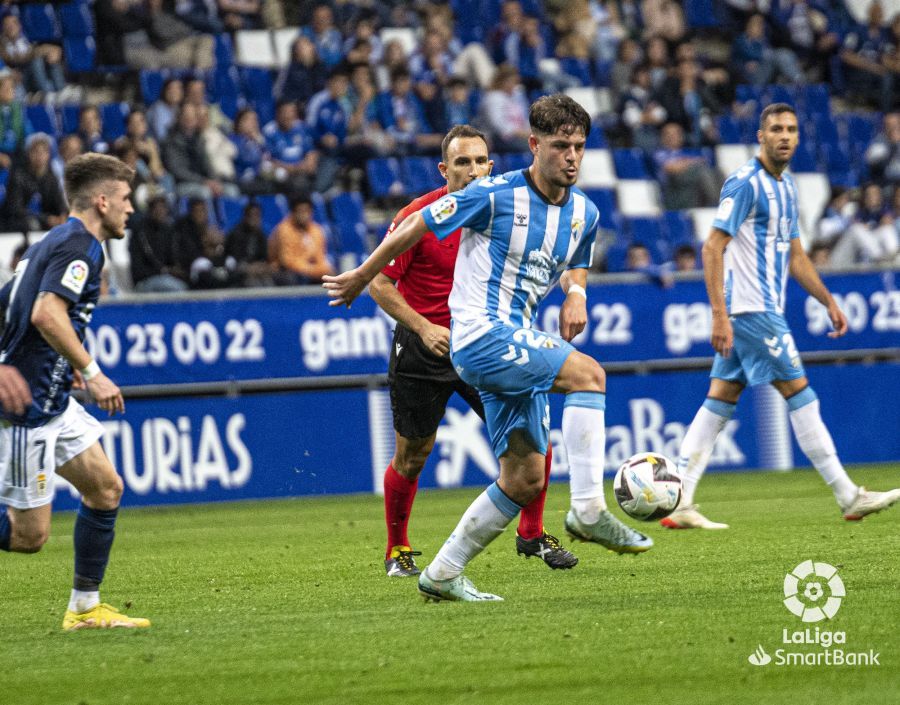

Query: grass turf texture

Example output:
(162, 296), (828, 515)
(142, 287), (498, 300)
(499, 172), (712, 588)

(2, 464), (898, 705)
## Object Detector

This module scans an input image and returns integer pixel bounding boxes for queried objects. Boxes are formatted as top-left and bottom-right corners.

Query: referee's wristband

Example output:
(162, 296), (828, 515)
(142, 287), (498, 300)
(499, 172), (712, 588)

(566, 284), (587, 300)
(81, 360), (101, 381)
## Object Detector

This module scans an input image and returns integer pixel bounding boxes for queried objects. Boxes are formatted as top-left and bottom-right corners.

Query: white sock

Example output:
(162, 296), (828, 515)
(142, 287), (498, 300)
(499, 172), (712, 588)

(788, 390), (857, 508)
(68, 589), (100, 614)
(678, 399), (736, 507)
(426, 483), (519, 581)
(563, 393), (607, 524)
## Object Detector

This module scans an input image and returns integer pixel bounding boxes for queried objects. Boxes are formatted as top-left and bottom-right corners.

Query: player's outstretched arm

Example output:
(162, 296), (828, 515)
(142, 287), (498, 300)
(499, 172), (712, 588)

(789, 239), (848, 338)
(702, 228), (734, 357)
(322, 212), (429, 308)
(369, 273), (450, 356)
(558, 268), (588, 342)
(30, 292), (125, 415)
(0, 365), (31, 416)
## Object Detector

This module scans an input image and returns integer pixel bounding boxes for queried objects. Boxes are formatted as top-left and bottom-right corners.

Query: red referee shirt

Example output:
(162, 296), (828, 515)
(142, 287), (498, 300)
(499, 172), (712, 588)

(380, 185), (459, 329)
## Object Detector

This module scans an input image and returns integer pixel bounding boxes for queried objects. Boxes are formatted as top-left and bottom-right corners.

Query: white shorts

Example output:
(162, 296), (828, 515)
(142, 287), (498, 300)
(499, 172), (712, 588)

(0, 398), (104, 510)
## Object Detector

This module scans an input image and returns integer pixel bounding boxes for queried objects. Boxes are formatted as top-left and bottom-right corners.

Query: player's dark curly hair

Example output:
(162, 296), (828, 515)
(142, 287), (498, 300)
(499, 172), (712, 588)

(759, 103), (797, 130)
(529, 94), (591, 138)
(441, 124), (488, 163)
(64, 153), (134, 210)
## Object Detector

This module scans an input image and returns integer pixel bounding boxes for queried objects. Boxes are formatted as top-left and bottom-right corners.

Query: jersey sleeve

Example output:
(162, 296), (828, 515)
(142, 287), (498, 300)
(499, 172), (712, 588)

(420, 181), (493, 240)
(568, 210), (600, 270)
(38, 236), (95, 304)
(712, 178), (755, 237)
(380, 208), (417, 280)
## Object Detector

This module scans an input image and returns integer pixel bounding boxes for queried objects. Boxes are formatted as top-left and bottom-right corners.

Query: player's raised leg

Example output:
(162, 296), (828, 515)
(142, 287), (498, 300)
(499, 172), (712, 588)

(778, 381), (900, 521)
(383, 432), (431, 577)
(553, 351), (653, 553)
(57, 436), (149, 630)
(661, 379), (740, 530)
(515, 443), (578, 569)
(419, 430), (544, 602)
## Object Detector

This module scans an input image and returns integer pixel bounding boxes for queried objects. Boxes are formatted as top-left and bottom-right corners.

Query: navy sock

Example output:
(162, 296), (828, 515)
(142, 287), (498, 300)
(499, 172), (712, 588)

(0, 506), (10, 551)
(73, 504), (118, 591)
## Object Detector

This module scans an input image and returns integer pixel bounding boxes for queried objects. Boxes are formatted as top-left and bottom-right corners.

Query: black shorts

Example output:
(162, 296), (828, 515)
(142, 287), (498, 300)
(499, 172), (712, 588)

(388, 324), (484, 439)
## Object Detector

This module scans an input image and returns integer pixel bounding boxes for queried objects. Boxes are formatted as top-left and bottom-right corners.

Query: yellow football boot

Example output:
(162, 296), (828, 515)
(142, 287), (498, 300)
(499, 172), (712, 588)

(63, 603), (151, 631)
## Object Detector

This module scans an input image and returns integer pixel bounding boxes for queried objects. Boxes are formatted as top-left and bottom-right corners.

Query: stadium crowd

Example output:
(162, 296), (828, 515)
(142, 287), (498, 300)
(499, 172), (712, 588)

(0, 0), (898, 294)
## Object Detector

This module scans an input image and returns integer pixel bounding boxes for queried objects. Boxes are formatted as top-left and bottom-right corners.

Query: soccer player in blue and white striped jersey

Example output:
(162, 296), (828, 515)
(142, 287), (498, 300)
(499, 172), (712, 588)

(663, 103), (900, 530)
(325, 95), (652, 601)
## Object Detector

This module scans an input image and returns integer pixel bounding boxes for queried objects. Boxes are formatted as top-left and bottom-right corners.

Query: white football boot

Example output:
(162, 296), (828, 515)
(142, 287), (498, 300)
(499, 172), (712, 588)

(841, 487), (900, 521)
(660, 504), (729, 530)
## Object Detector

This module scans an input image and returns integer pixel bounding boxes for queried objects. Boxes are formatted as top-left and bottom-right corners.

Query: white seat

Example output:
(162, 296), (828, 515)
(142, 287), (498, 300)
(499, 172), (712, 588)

(564, 87), (601, 119)
(577, 149), (616, 189)
(234, 30), (277, 68)
(104, 231), (133, 293)
(615, 180), (662, 216)
(688, 207), (719, 242)
(272, 27), (301, 67)
(715, 144), (755, 177)
(792, 172), (830, 244)
(379, 27), (418, 57)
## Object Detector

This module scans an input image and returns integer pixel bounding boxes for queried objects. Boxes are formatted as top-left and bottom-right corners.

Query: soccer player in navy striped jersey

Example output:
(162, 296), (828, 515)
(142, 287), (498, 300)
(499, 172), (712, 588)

(663, 103), (900, 530)
(325, 95), (653, 602)
(0, 153), (150, 629)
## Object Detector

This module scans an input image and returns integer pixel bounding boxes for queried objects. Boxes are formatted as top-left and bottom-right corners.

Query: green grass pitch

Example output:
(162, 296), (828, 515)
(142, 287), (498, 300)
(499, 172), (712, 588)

(2, 464), (898, 705)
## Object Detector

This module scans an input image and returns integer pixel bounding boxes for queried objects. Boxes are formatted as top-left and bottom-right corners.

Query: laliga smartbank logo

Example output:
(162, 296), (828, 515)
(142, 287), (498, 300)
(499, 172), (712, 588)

(747, 561), (881, 668)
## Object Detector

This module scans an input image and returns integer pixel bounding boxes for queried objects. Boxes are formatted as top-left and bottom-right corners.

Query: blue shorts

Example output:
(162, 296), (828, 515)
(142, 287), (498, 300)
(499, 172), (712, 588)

(451, 323), (575, 457)
(710, 312), (806, 387)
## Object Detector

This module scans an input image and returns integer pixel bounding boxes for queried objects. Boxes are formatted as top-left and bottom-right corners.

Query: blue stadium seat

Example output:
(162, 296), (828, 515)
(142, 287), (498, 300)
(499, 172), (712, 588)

(812, 115), (841, 148)
(604, 240), (631, 273)
(626, 216), (663, 244)
(663, 210), (693, 245)
(801, 84), (830, 117)
(140, 70), (166, 104)
(177, 196), (216, 223)
(215, 33), (235, 68)
(0, 169), (9, 186)
(559, 58), (591, 86)
(819, 144), (857, 188)
(217, 195), (248, 232)
(366, 158), (406, 198)
(716, 115), (743, 144)
(403, 156), (443, 194)
(26, 105), (59, 137)
(22, 3), (61, 43)
(240, 67), (274, 103)
(790, 141), (818, 172)
(211, 66), (243, 119)
(684, 0), (718, 28)
(593, 59), (613, 88)
(735, 84), (762, 105)
(583, 188), (617, 229)
(58, 2), (94, 37)
(586, 124), (607, 148)
(257, 194), (289, 234)
(504, 152), (530, 172)
(764, 85), (795, 107)
(63, 36), (96, 73)
(843, 113), (878, 152)
(329, 191), (370, 256)
(101, 103), (129, 142)
(59, 104), (81, 134)
(612, 148), (649, 179)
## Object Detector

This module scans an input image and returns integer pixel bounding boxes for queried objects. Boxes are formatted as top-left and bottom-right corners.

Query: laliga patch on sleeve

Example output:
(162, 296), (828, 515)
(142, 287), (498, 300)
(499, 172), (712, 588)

(429, 195), (458, 224)
(60, 260), (89, 295)
(716, 197), (735, 221)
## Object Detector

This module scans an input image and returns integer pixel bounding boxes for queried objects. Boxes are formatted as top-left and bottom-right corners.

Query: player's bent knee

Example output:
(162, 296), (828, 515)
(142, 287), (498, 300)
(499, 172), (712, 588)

(89, 473), (124, 510)
(14, 527), (49, 553)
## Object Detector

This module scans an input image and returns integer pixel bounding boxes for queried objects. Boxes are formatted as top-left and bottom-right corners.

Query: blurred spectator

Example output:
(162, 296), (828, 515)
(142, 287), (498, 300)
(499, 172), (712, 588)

(344, 63), (386, 161)
(51, 133), (85, 194)
(865, 112), (900, 184)
(376, 40), (410, 92)
(0, 133), (67, 233)
(225, 201), (275, 286)
(163, 104), (237, 199)
(0, 236), (28, 286)
(123, 0), (215, 71)
(504, 15), (548, 92)
(174, 196), (211, 274)
(342, 16), (383, 64)
(611, 38), (643, 100)
(190, 225), (242, 289)
(809, 242), (832, 267)
(645, 36), (670, 91)
(410, 31), (454, 129)
(642, 1), (686, 44)
(656, 59), (722, 146)
(733, 14), (805, 88)
(0, 13), (66, 99)
(263, 99), (319, 193)
(372, 68), (442, 155)
(129, 194), (189, 293)
(93, 0), (147, 67)
(775, 0), (840, 81)
(147, 78), (184, 141)
(831, 183), (899, 265)
(274, 36), (327, 110)
(302, 4), (344, 67)
(478, 64), (530, 153)
(177, 0), (260, 33)
(626, 242), (674, 287)
(306, 68), (350, 192)
(77, 106), (110, 154)
(488, 0), (525, 65)
(443, 77), (477, 132)
(839, 0), (893, 110)
(673, 243), (698, 271)
(653, 122), (722, 209)
(231, 107), (271, 194)
(268, 194), (334, 284)
(0, 70), (31, 170)
(184, 77), (231, 132)
(816, 187), (856, 247)
(198, 104), (237, 184)
(591, 0), (629, 61)
(116, 108), (172, 196)
(619, 63), (667, 151)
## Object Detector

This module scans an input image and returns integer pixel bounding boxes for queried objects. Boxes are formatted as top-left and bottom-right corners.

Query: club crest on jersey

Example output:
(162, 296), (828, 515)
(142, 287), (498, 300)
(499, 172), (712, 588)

(430, 195), (458, 224)
(778, 216), (791, 239)
(61, 260), (89, 295)
(571, 218), (584, 241)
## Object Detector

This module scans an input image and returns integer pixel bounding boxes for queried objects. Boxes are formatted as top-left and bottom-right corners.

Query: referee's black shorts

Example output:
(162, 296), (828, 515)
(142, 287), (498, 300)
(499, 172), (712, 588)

(388, 324), (484, 440)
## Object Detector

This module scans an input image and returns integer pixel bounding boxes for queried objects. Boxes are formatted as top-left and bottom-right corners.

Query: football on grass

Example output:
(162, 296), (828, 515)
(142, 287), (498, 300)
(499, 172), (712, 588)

(613, 452), (682, 521)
